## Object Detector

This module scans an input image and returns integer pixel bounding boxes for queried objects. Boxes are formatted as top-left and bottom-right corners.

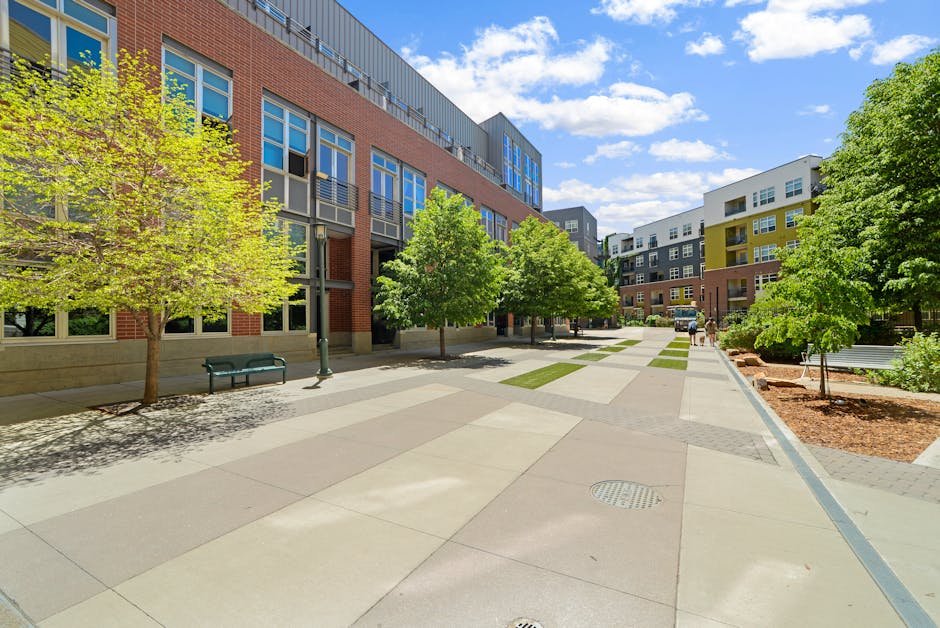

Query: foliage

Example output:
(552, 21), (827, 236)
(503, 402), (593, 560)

(623, 319), (645, 327)
(750, 235), (873, 397)
(0, 52), (296, 403)
(500, 362), (585, 389)
(719, 316), (802, 361)
(817, 48), (940, 328)
(373, 188), (504, 358)
(645, 314), (661, 327)
(874, 332), (940, 392)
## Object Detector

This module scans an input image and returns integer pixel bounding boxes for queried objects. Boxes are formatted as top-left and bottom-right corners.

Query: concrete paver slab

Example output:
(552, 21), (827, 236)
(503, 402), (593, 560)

(466, 358), (552, 382)
(680, 375), (768, 433)
(471, 401), (581, 437)
(30, 467), (298, 586)
(0, 527), (105, 623)
(541, 362), (637, 404)
(39, 590), (161, 628)
(177, 421), (324, 467)
(115, 499), (443, 628)
(0, 509), (21, 535)
(314, 451), (519, 539)
(454, 473), (684, 606)
(0, 394), (87, 425)
(611, 370), (685, 420)
(677, 502), (903, 627)
(412, 423), (560, 473)
(399, 389), (512, 425)
(355, 541), (675, 627)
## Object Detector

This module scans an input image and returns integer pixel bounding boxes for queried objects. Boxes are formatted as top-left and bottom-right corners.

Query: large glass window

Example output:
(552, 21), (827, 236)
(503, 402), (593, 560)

(317, 125), (353, 206)
(264, 288), (307, 333)
(8, 0), (112, 70)
(682, 243), (693, 258)
(752, 186), (775, 207)
(753, 244), (778, 263)
(371, 151), (399, 220)
(480, 206), (495, 238)
(163, 46), (231, 127)
(752, 215), (776, 234)
(785, 177), (803, 198)
(2, 305), (111, 340)
(165, 311), (229, 335)
(262, 97), (310, 215)
(495, 213), (508, 243)
(402, 167), (426, 215)
(668, 227), (678, 240)
(682, 223), (692, 237)
(786, 208), (804, 228)
(564, 220), (578, 233)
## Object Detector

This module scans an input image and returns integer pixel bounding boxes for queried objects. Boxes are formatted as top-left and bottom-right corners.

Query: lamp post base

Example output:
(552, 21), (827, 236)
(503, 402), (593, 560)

(317, 338), (333, 378)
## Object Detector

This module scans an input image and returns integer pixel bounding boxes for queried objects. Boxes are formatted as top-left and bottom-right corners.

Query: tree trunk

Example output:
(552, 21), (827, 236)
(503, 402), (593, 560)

(818, 352), (828, 399)
(530, 315), (536, 345)
(143, 309), (162, 405)
(439, 325), (446, 359)
(913, 301), (923, 331)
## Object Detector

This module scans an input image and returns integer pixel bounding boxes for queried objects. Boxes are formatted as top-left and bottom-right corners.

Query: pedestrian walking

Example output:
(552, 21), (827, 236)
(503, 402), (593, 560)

(687, 318), (698, 347)
(705, 317), (718, 347)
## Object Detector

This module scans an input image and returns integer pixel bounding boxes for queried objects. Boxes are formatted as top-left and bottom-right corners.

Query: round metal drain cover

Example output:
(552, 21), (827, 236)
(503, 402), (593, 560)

(591, 480), (663, 509)
(509, 620), (544, 628)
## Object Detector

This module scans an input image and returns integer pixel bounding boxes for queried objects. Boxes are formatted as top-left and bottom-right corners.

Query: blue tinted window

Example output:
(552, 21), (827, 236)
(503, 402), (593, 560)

(66, 26), (102, 67)
(64, 0), (108, 33)
(202, 87), (229, 119)
(263, 115), (283, 142)
(263, 142), (283, 168)
(164, 50), (195, 77)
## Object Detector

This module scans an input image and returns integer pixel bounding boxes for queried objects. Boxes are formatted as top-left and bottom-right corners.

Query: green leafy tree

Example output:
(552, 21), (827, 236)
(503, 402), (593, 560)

(750, 221), (873, 398)
(818, 48), (940, 328)
(562, 252), (619, 330)
(373, 188), (504, 358)
(0, 53), (297, 404)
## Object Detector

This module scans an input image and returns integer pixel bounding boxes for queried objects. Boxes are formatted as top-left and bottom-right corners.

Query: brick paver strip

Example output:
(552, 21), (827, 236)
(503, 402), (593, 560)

(807, 445), (940, 505)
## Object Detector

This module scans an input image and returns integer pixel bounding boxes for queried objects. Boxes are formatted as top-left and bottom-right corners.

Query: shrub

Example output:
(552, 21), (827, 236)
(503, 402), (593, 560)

(645, 314), (660, 327)
(720, 316), (802, 361)
(624, 319), (645, 327)
(657, 317), (675, 328)
(874, 332), (940, 392)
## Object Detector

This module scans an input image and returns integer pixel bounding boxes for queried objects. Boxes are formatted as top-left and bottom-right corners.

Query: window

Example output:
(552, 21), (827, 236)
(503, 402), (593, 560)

(480, 206), (495, 238)
(683, 265), (693, 278)
(682, 223), (692, 237)
(785, 177), (803, 198)
(318, 125), (353, 207)
(371, 151), (399, 220)
(669, 247), (679, 261)
(786, 239), (800, 249)
(669, 267), (680, 280)
(495, 213), (508, 242)
(636, 273), (645, 284)
(9, 0), (113, 71)
(752, 215), (776, 234)
(263, 288), (307, 333)
(648, 252), (658, 267)
(262, 97), (310, 215)
(163, 46), (231, 127)
(635, 255), (645, 268)
(752, 186), (775, 207)
(649, 235), (658, 248)
(682, 243), (693, 258)
(700, 263), (705, 278)
(635, 236), (644, 249)
(699, 241), (705, 257)
(502, 135), (512, 186)
(669, 226), (678, 240)
(611, 244), (619, 256)
(402, 167), (426, 214)
(670, 287), (679, 300)
(165, 310), (231, 335)
(636, 292), (645, 303)
(725, 197), (747, 216)
(2, 306), (111, 340)
(287, 221), (309, 276)
(513, 145), (522, 192)
(786, 208), (804, 228)
(753, 244), (777, 263)
(755, 273), (778, 289)
(683, 286), (694, 299)
(564, 220), (578, 233)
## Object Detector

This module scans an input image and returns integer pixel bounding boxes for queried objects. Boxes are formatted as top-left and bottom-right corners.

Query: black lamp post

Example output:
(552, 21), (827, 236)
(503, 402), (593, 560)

(314, 223), (332, 378)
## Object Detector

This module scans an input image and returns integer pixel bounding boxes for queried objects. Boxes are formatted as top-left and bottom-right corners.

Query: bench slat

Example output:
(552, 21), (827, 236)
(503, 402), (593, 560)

(800, 344), (901, 371)
(203, 352), (287, 393)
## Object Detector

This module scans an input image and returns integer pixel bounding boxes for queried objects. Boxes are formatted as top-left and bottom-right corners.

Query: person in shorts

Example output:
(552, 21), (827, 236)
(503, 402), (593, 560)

(705, 317), (718, 347)
(687, 319), (698, 347)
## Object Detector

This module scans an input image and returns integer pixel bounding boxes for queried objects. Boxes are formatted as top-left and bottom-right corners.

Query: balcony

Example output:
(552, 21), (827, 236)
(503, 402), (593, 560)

(650, 296), (664, 305)
(622, 298), (634, 307)
(725, 233), (747, 246)
(370, 194), (402, 240)
(728, 287), (748, 299)
(726, 257), (749, 267)
(315, 176), (357, 228)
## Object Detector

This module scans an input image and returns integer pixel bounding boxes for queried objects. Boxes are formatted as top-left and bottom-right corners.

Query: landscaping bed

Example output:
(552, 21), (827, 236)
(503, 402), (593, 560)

(734, 355), (940, 463)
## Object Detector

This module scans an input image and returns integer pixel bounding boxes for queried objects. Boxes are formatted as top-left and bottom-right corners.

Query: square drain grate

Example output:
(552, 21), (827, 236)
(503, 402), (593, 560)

(591, 480), (663, 509)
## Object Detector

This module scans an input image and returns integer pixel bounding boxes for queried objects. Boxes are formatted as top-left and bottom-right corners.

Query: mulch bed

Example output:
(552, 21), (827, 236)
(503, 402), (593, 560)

(735, 355), (940, 463)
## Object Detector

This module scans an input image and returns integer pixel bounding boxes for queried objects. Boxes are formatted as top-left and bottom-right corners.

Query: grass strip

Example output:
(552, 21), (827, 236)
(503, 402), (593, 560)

(598, 346), (625, 353)
(659, 349), (689, 358)
(648, 358), (688, 371)
(573, 352), (608, 361)
(500, 362), (586, 389)
(667, 341), (690, 349)
(617, 340), (641, 346)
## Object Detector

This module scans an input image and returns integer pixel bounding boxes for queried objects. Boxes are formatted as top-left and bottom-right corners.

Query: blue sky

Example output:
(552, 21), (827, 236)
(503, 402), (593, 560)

(339, 0), (940, 239)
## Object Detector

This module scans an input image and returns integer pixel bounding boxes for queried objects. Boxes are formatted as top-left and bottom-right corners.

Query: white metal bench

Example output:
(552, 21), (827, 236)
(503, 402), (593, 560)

(800, 344), (901, 378)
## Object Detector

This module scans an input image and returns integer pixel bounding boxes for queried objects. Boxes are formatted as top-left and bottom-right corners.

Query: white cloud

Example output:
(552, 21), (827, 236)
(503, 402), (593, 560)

(734, 1), (873, 62)
(724, 0), (761, 6)
(650, 139), (732, 161)
(706, 167), (761, 188)
(797, 104), (832, 116)
(870, 35), (937, 65)
(584, 141), (642, 164)
(403, 17), (706, 137)
(555, 161), (578, 169)
(592, 0), (709, 25)
(596, 200), (692, 229)
(686, 33), (726, 56)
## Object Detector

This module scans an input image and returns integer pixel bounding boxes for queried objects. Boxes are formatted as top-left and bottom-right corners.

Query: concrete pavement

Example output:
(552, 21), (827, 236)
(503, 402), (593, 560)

(0, 327), (937, 627)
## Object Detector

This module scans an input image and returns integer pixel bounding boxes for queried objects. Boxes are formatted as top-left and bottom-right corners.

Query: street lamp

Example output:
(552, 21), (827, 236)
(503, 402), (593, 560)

(314, 223), (332, 378)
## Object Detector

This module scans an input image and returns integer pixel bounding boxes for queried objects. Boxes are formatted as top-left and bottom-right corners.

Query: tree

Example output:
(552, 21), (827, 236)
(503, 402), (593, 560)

(373, 188), (504, 358)
(0, 53), (297, 404)
(750, 218), (873, 398)
(564, 252), (619, 327)
(818, 48), (940, 329)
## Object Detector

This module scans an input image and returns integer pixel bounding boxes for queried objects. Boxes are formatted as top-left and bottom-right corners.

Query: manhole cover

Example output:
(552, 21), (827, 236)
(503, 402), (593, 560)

(591, 480), (663, 509)
(509, 620), (544, 628)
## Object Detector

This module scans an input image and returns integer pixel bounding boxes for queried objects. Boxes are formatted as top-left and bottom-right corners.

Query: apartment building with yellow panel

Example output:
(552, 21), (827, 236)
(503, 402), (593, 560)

(702, 155), (823, 319)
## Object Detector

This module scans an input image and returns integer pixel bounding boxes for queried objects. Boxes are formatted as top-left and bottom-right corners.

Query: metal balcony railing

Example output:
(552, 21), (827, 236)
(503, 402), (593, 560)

(726, 234), (747, 246)
(650, 297), (664, 305)
(315, 175), (357, 210)
(728, 287), (748, 298)
(370, 194), (402, 239)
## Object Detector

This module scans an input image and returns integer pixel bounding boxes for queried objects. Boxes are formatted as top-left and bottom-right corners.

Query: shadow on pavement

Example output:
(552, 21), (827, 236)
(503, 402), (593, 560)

(0, 387), (292, 487)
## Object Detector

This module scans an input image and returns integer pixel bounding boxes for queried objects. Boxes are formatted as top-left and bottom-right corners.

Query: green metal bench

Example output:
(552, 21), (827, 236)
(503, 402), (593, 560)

(202, 353), (287, 394)
(800, 344), (901, 378)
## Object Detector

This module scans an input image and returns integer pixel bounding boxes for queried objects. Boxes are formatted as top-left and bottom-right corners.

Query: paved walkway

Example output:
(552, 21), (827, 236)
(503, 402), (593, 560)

(1, 328), (938, 627)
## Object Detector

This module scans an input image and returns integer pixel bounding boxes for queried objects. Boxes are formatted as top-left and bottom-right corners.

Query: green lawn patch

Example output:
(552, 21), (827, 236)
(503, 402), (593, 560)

(659, 349), (689, 358)
(648, 358), (688, 370)
(667, 341), (691, 349)
(616, 340), (641, 346)
(598, 346), (625, 352)
(573, 352), (608, 361)
(500, 363), (586, 389)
